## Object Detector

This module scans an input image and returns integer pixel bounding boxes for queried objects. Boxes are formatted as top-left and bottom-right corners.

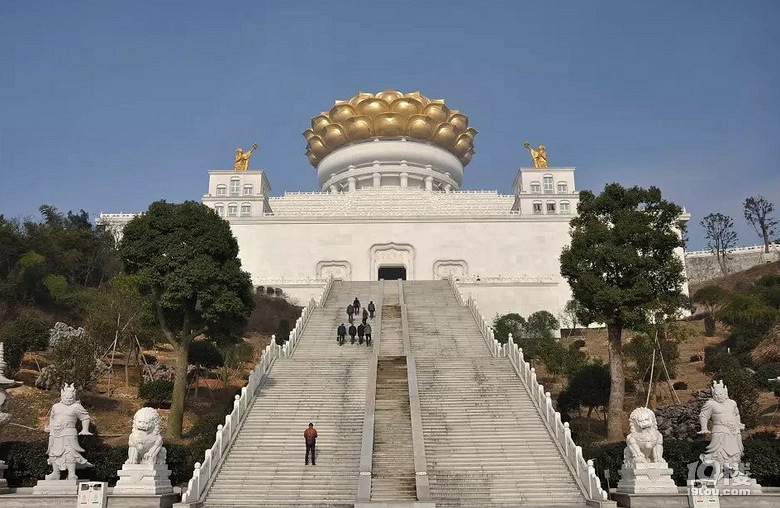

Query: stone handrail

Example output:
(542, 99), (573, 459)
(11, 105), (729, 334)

(446, 275), (609, 504)
(446, 276), (501, 357)
(319, 275), (335, 307)
(685, 242), (779, 257)
(503, 337), (609, 503)
(179, 293), (322, 504)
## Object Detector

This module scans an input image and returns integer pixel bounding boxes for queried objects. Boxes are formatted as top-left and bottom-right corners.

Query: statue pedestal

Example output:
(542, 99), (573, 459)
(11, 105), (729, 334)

(32, 479), (79, 495)
(0, 461), (8, 494)
(617, 462), (678, 494)
(712, 475), (763, 494)
(113, 463), (173, 495)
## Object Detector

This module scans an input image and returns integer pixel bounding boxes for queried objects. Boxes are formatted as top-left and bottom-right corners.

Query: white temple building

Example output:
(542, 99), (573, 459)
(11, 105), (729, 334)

(101, 90), (592, 320)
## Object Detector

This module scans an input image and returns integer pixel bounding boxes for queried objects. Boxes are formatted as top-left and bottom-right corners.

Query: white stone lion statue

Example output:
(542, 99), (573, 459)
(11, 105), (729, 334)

(127, 407), (166, 465)
(623, 407), (664, 466)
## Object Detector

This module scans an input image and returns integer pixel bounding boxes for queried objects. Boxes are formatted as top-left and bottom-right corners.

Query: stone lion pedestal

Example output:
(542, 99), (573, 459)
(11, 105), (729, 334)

(613, 408), (683, 508)
(114, 463), (173, 495)
(617, 462), (678, 494)
(113, 408), (173, 496)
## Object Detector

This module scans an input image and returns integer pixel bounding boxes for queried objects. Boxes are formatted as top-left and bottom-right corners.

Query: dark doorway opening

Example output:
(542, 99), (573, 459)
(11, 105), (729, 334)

(378, 266), (407, 280)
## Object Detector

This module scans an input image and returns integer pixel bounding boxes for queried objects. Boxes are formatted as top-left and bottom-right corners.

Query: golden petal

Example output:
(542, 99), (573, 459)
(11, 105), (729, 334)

(308, 136), (330, 158)
(462, 150), (473, 165)
(390, 97), (422, 118)
(311, 115), (331, 136)
(346, 116), (374, 139)
(465, 127), (478, 139)
(307, 151), (320, 166)
(329, 103), (357, 124)
(357, 98), (389, 116)
(376, 89), (403, 103)
(374, 113), (406, 137)
(453, 133), (473, 156)
(423, 102), (451, 124)
(448, 113), (469, 134)
(433, 123), (458, 149)
(323, 124), (348, 149)
(407, 115), (437, 140)
(348, 92), (374, 108)
(302, 129), (316, 141)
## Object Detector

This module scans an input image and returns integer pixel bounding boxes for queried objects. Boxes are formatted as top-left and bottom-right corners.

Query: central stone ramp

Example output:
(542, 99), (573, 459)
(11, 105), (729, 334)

(406, 281), (587, 507)
(201, 281), (382, 507)
(370, 357), (416, 501)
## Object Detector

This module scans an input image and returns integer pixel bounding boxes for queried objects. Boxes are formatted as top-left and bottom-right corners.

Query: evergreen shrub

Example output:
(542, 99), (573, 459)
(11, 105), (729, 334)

(138, 380), (174, 407)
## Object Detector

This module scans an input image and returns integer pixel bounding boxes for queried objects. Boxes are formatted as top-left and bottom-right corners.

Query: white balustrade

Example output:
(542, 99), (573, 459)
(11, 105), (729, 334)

(445, 275), (607, 500)
(180, 282), (327, 504)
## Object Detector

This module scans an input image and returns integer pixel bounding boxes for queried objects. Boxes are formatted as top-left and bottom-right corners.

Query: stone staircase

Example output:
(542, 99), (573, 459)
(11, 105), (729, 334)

(407, 282), (587, 506)
(201, 281), (382, 507)
(195, 279), (590, 507)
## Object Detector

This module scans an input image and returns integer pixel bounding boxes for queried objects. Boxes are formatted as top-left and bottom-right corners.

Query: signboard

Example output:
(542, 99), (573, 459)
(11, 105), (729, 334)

(77, 481), (107, 508)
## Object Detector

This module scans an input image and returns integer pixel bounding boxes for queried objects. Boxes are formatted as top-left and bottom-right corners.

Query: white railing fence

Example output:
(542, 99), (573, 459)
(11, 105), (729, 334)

(447, 275), (502, 357)
(180, 286), (325, 504)
(503, 335), (608, 502)
(446, 275), (608, 503)
(319, 275), (335, 307)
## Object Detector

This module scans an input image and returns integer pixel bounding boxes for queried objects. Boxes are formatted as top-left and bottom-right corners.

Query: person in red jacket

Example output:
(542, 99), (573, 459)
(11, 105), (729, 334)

(304, 423), (317, 465)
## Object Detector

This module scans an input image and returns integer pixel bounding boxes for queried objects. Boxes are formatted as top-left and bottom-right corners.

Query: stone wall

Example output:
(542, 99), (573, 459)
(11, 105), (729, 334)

(685, 243), (780, 286)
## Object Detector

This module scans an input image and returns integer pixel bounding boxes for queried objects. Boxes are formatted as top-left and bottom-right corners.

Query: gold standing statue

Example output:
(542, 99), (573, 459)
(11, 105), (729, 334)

(523, 141), (548, 168)
(234, 143), (258, 171)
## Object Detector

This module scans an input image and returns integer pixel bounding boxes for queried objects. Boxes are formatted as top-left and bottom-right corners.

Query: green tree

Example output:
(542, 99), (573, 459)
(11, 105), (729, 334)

(85, 274), (158, 387)
(692, 285), (727, 336)
(492, 313), (526, 345)
(557, 363), (611, 421)
(560, 183), (687, 440)
(701, 213), (738, 274)
(743, 196), (778, 254)
(120, 201), (254, 438)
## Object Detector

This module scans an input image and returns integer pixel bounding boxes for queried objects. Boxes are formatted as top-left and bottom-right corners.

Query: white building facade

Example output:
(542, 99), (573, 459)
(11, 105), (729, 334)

(200, 90), (582, 320)
(104, 89), (683, 321)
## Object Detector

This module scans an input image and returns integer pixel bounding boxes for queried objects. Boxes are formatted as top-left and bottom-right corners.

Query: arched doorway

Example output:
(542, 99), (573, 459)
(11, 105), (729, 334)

(378, 266), (407, 280)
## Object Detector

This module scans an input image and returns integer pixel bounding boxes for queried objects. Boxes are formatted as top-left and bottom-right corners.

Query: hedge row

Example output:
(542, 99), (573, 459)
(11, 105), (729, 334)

(0, 439), (195, 488)
(585, 433), (780, 488)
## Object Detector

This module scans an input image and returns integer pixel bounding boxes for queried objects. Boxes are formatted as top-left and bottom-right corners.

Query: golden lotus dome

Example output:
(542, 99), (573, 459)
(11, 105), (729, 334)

(303, 90), (477, 167)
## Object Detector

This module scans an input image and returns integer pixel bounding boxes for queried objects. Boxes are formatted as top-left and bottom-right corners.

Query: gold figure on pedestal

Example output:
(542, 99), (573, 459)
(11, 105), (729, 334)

(523, 141), (548, 168)
(234, 143), (258, 171)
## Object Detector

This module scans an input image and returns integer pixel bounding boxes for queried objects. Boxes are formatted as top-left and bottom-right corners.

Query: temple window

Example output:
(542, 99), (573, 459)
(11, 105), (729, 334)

(230, 178), (240, 196)
(557, 182), (568, 193)
(227, 203), (238, 217)
(560, 201), (570, 214)
(216, 184), (227, 196)
(543, 176), (554, 193)
(243, 184), (253, 196)
(546, 201), (556, 213)
(214, 204), (224, 216)
(532, 201), (543, 214)
(240, 203), (251, 216)
(530, 182), (541, 193)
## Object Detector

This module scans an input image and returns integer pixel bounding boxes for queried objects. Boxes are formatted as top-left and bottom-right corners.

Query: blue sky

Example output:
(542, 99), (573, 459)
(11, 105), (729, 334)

(1, 0), (778, 250)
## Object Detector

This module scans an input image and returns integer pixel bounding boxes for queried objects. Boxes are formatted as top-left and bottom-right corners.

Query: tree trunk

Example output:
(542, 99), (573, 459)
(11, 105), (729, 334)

(167, 339), (190, 439)
(606, 323), (625, 441)
(763, 229), (771, 253)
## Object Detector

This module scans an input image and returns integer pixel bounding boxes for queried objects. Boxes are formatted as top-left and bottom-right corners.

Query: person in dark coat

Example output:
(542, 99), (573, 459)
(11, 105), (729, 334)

(353, 297), (360, 314)
(364, 322), (372, 346)
(346, 303), (354, 323)
(337, 323), (346, 345)
(362, 308), (369, 323)
(367, 301), (376, 318)
(348, 323), (357, 344)
(304, 423), (317, 465)
(357, 323), (365, 344)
